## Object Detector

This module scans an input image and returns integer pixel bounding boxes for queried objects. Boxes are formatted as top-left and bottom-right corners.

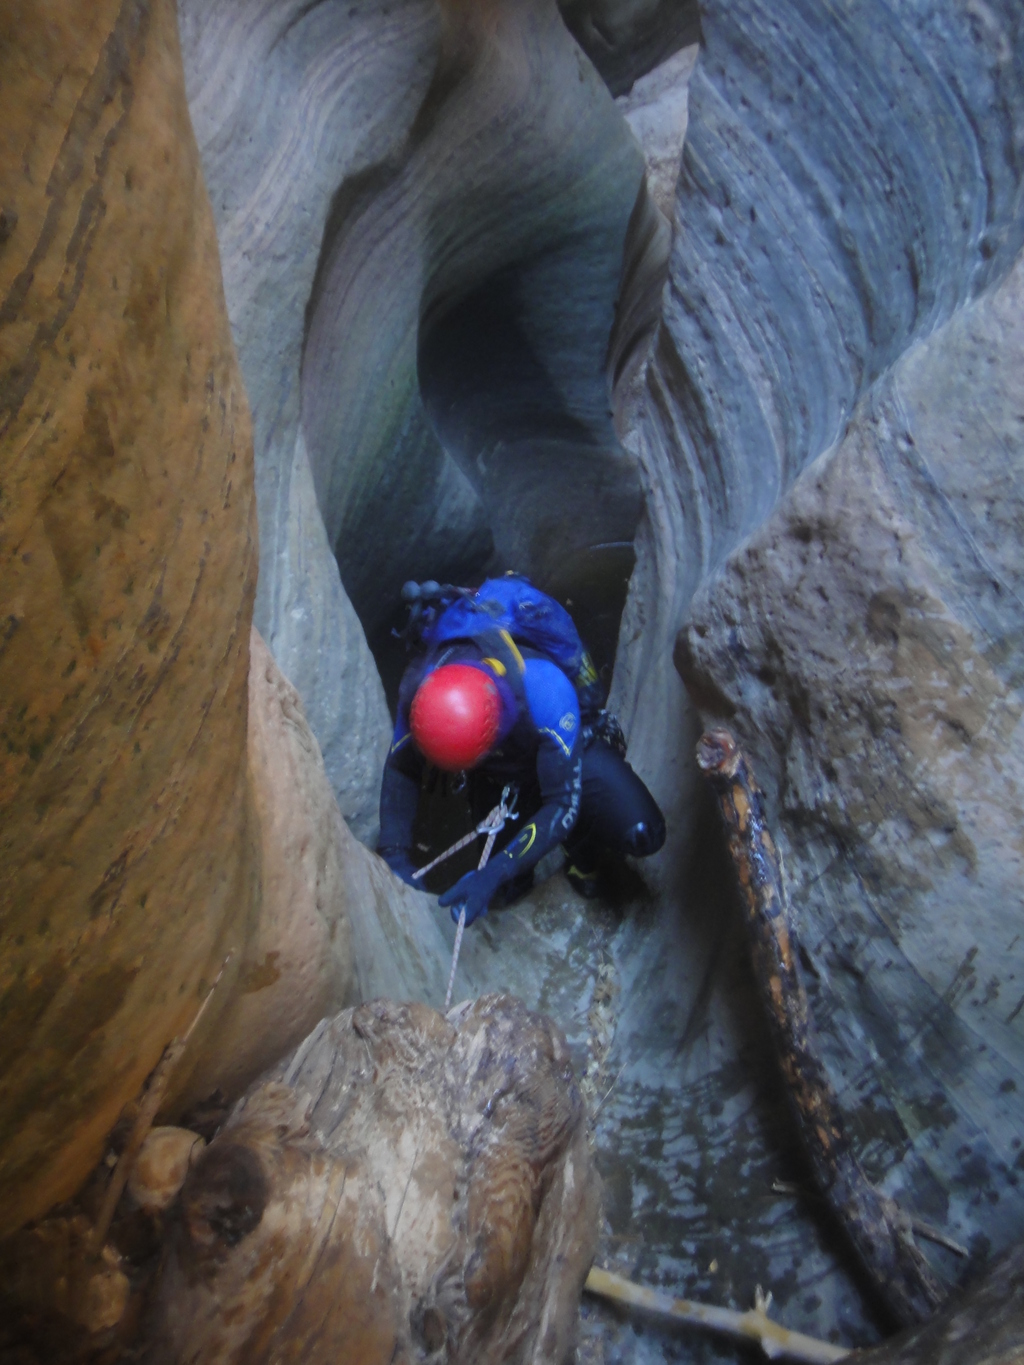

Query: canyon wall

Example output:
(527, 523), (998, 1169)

(0, 0), (260, 1236)
(679, 241), (1024, 1293)
(597, 0), (1024, 1355)
(4, 0), (1020, 1357)
(176, 0), (420, 840)
(174, 0), (1024, 1355)
(613, 0), (1024, 861)
(180, 0), (648, 818)
(0, 0), (371, 1246)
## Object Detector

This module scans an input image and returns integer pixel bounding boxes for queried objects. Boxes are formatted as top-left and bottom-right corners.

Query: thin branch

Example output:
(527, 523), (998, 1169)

(907, 1217), (968, 1260)
(585, 1266), (849, 1363)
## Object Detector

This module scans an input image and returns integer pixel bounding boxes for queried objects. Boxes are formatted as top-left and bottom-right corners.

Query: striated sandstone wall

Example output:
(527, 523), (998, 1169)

(300, 0), (643, 638)
(585, 0), (1024, 1354)
(612, 0), (1024, 862)
(679, 250), (1024, 1277)
(180, 0), (647, 758)
(176, 0), (421, 842)
(0, 0), (259, 1236)
(180, 629), (359, 1104)
(408, 0), (644, 605)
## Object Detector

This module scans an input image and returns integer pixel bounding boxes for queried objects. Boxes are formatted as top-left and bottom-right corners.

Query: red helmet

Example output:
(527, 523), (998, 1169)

(410, 663), (501, 771)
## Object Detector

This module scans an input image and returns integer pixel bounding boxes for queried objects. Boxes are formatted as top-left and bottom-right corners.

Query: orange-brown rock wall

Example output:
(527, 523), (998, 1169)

(181, 628), (359, 1104)
(0, 0), (258, 1235)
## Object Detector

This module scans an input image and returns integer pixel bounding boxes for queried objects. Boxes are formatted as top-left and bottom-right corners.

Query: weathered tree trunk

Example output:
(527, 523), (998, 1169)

(696, 728), (945, 1326)
(145, 993), (600, 1364)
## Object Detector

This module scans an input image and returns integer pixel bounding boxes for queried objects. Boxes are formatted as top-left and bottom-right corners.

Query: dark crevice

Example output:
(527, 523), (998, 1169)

(559, 0), (703, 97)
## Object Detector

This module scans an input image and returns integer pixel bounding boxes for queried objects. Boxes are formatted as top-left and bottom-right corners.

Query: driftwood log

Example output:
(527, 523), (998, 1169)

(144, 992), (599, 1364)
(696, 728), (945, 1327)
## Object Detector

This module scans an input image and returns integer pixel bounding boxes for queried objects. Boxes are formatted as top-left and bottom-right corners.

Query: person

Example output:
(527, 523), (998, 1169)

(378, 574), (665, 926)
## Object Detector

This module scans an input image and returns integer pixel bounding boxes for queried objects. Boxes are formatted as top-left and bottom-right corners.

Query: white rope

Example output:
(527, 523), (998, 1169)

(442, 788), (516, 1011)
(445, 910), (467, 1013)
(411, 826), (483, 881)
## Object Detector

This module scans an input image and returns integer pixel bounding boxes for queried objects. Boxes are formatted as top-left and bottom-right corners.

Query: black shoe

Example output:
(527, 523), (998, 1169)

(564, 862), (601, 899)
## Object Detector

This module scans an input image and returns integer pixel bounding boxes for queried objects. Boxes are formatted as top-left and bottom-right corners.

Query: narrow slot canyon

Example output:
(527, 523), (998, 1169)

(296, 0), (648, 700)
(1, 0), (1023, 1362)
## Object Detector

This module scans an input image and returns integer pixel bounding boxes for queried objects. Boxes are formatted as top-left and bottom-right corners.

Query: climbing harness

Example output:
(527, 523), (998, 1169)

(412, 785), (518, 1011)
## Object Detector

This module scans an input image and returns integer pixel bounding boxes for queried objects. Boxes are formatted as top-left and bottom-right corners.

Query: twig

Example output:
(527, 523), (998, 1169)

(88, 954), (231, 1254)
(696, 729), (945, 1326)
(585, 1266), (849, 1363)
(772, 1180), (967, 1258)
(908, 1217), (968, 1260)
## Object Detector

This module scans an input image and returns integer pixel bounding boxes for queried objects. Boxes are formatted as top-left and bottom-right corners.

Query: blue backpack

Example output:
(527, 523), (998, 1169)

(421, 576), (604, 719)
(424, 577), (582, 674)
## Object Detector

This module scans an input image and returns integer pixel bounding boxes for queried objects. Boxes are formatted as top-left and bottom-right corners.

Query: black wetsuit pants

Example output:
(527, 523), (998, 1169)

(469, 738), (665, 875)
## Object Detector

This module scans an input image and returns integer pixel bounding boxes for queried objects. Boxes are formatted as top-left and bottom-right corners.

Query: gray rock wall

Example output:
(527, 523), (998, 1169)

(610, 0), (1024, 915)
(180, 0), (652, 824)
(679, 249), (1024, 1273)
(175, 0), (1024, 1355)
(303, 0), (646, 645)
(177, 0), (424, 841)
(615, 0), (1024, 803)
(592, 0), (1024, 1356)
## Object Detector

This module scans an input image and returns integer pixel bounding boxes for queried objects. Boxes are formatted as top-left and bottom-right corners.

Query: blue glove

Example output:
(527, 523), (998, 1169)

(438, 860), (505, 926)
(381, 848), (420, 888)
